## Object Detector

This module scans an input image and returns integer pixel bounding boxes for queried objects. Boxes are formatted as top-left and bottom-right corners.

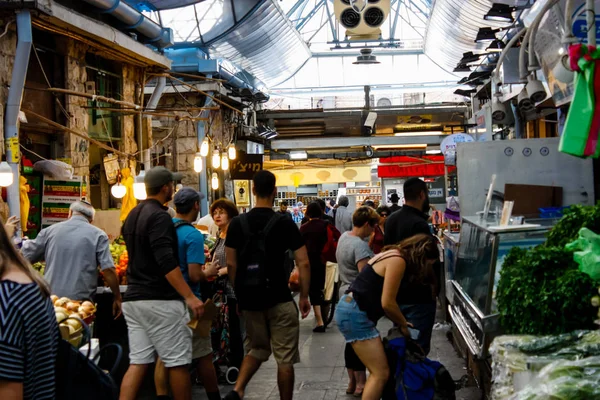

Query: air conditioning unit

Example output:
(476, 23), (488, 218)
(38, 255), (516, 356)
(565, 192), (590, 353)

(334, 0), (390, 40)
(377, 97), (392, 107)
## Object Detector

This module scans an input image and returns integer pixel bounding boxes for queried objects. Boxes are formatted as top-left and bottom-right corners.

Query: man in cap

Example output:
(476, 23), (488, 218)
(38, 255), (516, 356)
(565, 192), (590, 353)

(119, 167), (204, 400)
(154, 187), (221, 400)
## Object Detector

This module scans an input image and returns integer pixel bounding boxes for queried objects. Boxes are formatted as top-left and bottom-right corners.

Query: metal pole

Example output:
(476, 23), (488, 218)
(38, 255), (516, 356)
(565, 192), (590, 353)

(4, 10), (32, 227)
(587, 0), (596, 47)
(196, 75), (213, 216)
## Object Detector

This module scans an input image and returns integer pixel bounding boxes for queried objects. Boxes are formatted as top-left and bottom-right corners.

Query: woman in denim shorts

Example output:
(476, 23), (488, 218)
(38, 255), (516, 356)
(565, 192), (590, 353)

(335, 234), (439, 400)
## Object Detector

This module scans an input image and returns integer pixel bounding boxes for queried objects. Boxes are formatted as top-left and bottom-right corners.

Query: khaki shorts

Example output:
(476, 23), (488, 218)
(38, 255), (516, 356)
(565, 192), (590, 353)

(243, 301), (300, 365)
(192, 332), (213, 359)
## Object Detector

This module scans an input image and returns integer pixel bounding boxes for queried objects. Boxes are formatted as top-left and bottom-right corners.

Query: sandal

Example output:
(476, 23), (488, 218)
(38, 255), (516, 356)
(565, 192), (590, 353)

(346, 382), (356, 395)
(353, 387), (364, 397)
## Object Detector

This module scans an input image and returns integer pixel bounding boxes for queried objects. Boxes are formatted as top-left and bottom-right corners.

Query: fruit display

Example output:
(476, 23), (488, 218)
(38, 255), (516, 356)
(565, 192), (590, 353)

(52, 295), (96, 347)
(109, 235), (128, 285)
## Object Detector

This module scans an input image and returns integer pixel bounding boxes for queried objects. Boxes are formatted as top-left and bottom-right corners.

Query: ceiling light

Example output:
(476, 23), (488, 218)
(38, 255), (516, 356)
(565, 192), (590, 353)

(454, 89), (476, 97)
(0, 161), (14, 187)
(264, 131), (279, 140)
(426, 149), (442, 155)
(353, 49), (380, 65)
(199, 137), (209, 157)
(486, 39), (505, 53)
(227, 143), (237, 160)
(371, 144), (427, 150)
(212, 149), (221, 169)
(221, 153), (229, 171)
(475, 27), (500, 42)
(133, 168), (147, 200)
(289, 151), (308, 160)
(484, 3), (517, 23)
(394, 131), (444, 137)
(111, 183), (127, 199)
(454, 64), (472, 73)
(211, 172), (219, 190)
(193, 153), (203, 173)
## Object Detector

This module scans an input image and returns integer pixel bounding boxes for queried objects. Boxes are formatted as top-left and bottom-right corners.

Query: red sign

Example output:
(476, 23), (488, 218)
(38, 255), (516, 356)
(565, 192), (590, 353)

(378, 163), (456, 178)
(379, 155), (444, 164)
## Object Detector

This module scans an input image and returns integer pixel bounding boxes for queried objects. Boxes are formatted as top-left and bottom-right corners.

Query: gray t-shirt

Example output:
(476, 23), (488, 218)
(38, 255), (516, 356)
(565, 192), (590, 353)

(336, 232), (374, 287)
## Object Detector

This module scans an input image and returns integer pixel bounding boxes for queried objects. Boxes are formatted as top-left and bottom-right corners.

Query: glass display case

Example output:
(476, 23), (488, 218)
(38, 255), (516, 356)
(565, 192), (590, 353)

(447, 216), (553, 358)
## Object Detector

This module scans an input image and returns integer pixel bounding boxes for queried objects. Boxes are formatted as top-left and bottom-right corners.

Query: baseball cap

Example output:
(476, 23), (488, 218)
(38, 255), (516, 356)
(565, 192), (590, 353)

(144, 166), (183, 189)
(174, 187), (201, 208)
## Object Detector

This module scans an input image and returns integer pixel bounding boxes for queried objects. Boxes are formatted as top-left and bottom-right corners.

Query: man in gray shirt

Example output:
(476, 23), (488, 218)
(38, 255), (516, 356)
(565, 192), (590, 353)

(335, 195), (353, 234)
(22, 201), (121, 316)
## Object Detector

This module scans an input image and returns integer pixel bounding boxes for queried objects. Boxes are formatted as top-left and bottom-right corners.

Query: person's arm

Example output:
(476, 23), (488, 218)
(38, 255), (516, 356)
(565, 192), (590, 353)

(0, 381), (22, 400)
(225, 246), (237, 286)
(4, 216), (19, 238)
(102, 268), (122, 319)
(186, 231), (217, 283)
(357, 258), (370, 272)
(20, 228), (47, 263)
(294, 245), (311, 319)
(355, 241), (374, 272)
(380, 258), (410, 336)
(149, 214), (204, 318)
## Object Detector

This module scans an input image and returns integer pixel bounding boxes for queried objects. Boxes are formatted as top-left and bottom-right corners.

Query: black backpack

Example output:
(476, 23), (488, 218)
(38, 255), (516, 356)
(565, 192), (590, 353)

(235, 213), (282, 306)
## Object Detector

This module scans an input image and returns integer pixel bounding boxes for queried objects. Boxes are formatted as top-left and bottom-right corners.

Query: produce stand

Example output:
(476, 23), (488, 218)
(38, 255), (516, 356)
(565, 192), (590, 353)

(446, 216), (554, 392)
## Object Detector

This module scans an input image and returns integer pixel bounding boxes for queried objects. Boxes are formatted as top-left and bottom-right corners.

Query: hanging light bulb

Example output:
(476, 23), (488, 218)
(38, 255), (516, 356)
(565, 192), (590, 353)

(228, 143), (237, 160)
(221, 154), (229, 171)
(212, 149), (221, 169)
(200, 138), (209, 157)
(193, 153), (203, 173)
(211, 172), (219, 190)
(0, 161), (14, 187)
(133, 168), (147, 200)
(111, 183), (126, 199)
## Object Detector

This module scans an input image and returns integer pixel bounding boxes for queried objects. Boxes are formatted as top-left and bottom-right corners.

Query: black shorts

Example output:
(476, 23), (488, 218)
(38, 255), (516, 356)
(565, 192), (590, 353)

(309, 261), (326, 306)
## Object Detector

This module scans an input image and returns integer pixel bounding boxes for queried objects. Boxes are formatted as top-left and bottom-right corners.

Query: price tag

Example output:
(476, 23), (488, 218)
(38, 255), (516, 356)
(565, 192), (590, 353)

(5, 137), (20, 163)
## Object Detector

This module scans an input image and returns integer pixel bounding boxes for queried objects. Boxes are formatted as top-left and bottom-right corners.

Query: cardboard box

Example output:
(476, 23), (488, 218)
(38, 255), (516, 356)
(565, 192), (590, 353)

(504, 184), (562, 218)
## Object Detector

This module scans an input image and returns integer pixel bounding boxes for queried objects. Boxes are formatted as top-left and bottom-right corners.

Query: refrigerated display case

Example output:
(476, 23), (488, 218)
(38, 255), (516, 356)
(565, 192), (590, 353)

(447, 216), (553, 358)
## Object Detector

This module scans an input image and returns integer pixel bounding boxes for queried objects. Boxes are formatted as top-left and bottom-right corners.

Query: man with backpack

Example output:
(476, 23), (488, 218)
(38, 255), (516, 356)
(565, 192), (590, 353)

(154, 187), (221, 400)
(224, 170), (311, 400)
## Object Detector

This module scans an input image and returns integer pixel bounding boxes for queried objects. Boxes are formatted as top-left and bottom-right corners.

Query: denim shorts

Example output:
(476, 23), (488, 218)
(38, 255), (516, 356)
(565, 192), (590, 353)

(335, 294), (380, 343)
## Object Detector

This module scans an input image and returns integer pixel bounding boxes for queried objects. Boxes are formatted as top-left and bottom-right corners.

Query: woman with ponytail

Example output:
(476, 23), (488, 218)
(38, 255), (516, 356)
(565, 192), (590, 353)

(335, 234), (439, 400)
(0, 217), (58, 399)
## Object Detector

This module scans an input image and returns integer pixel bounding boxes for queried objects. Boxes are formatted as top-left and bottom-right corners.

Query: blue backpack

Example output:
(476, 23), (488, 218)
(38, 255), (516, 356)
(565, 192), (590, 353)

(382, 331), (456, 400)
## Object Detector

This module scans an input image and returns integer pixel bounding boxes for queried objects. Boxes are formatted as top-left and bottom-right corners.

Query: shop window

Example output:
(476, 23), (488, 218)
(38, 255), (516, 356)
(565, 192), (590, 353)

(86, 66), (122, 141)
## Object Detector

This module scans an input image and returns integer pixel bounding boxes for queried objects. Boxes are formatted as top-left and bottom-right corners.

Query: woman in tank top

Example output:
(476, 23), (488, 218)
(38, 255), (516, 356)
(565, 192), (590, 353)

(335, 234), (439, 400)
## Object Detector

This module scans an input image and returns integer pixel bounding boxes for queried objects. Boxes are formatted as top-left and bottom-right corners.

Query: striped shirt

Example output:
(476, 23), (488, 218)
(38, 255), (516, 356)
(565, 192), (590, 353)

(0, 280), (58, 399)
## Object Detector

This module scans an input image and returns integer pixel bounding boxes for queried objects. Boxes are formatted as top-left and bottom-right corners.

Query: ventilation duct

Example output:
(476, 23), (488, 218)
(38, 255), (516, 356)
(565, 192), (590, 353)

(128, 0), (203, 10)
(207, 0), (311, 88)
(82, 0), (173, 48)
(424, 0), (509, 71)
(334, 0), (390, 39)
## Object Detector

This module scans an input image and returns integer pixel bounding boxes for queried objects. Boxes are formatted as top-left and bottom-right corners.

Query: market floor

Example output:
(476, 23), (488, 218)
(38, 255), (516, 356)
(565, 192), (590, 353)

(189, 308), (482, 400)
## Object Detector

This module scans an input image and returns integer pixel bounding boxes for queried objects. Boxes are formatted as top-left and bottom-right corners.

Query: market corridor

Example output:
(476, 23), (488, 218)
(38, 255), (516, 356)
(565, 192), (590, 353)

(192, 309), (481, 400)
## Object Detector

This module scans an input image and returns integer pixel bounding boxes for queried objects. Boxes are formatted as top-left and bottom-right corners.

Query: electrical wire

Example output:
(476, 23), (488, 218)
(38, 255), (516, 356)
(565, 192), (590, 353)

(0, 20), (12, 40)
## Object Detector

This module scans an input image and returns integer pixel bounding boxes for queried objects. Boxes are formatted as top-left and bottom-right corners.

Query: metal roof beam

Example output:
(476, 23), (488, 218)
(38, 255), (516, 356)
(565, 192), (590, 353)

(270, 135), (445, 150)
(259, 106), (467, 120)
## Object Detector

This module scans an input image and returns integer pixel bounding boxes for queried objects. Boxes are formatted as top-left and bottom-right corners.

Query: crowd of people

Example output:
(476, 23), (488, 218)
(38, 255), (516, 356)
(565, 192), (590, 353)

(0, 164), (440, 400)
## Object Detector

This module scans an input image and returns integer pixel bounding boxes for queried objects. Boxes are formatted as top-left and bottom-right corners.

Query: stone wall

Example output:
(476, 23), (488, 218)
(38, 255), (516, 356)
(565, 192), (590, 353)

(0, 19), (17, 151)
(121, 63), (142, 172)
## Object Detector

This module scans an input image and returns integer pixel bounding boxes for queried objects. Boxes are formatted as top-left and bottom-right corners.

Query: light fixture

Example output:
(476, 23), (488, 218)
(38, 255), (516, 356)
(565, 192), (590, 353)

(0, 161), (14, 187)
(426, 149), (442, 155)
(491, 98), (507, 122)
(475, 27), (500, 42)
(518, 88), (535, 112)
(111, 183), (126, 199)
(133, 168), (147, 200)
(526, 75), (547, 103)
(193, 152), (203, 173)
(371, 144), (427, 150)
(394, 131), (444, 137)
(212, 149), (221, 169)
(227, 143), (237, 160)
(199, 138), (209, 157)
(484, 3), (517, 23)
(289, 151), (308, 160)
(486, 39), (505, 53)
(211, 172), (219, 190)
(454, 64), (472, 73)
(221, 153), (229, 171)
(353, 49), (380, 65)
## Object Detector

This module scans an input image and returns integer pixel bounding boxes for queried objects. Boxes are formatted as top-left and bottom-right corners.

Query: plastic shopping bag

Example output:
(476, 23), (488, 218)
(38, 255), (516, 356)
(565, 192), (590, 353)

(565, 228), (600, 280)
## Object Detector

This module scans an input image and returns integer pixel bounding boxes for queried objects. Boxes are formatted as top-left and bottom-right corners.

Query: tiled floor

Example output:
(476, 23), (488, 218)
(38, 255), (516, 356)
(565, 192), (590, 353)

(191, 309), (482, 400)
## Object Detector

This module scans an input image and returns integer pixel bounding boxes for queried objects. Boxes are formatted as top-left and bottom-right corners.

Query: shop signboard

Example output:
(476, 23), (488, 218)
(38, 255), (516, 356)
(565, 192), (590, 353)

(571, 3), (600, 42)
(42, 177), (82, 227)
(378, 163), (455, 178)
(440, 133), (474, 166)
(230, 152), (263, 180)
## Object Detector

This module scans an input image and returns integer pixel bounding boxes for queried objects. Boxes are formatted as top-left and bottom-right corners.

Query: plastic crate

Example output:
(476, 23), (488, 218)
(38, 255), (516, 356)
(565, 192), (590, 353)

(539, 207), (567, 219)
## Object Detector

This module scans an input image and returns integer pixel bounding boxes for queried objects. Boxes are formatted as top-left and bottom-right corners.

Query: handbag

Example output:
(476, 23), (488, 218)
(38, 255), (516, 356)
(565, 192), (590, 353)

(55, 316), (122, 400)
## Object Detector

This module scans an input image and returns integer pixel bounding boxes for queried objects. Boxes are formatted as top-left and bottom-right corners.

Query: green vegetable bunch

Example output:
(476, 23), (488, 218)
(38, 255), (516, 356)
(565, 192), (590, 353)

(497, 203), (600, 335)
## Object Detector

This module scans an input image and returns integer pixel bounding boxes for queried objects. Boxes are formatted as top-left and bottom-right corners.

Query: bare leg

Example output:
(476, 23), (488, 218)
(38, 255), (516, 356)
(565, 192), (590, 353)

(277, 364), (295, 400)
(198, 354), (220, 396)
(154, 358), (169, 396)
(351, 338), (389, 400)
(346, 368), (356, 393)
(355, 370), (367, 393)
(119, 364), (150, 400)
(232, 355), (263, 398)
(313, 305), (324, 327)
(168, 365), (192, 400)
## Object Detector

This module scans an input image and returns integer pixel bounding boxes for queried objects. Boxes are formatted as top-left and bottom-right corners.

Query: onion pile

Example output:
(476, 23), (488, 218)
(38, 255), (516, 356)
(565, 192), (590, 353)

(52, 296), (96, 326)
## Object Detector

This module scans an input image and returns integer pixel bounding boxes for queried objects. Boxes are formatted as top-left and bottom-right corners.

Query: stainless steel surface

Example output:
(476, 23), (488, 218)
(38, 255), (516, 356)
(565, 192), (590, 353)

(485, 235), (500, 315)
(449, 306), (481, 357)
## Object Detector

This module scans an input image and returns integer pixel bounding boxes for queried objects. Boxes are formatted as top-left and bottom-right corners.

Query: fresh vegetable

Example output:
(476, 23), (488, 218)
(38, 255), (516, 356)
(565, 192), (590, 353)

(546, 204), (600, 248)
